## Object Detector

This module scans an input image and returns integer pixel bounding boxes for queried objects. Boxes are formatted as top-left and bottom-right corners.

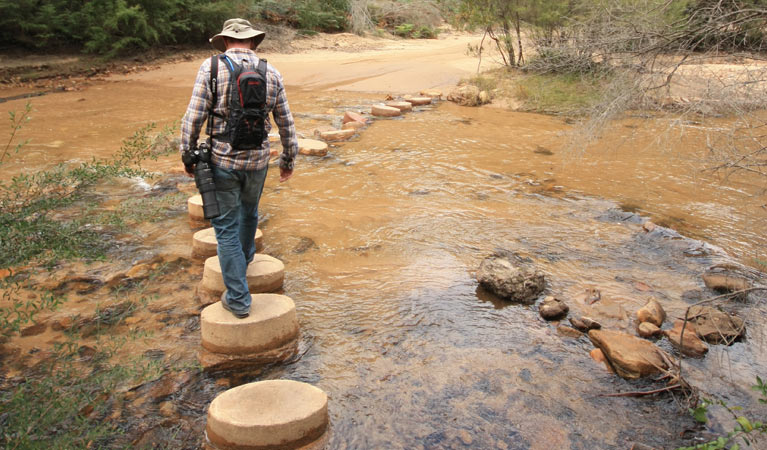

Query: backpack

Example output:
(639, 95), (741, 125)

(209, 54), (268, 150)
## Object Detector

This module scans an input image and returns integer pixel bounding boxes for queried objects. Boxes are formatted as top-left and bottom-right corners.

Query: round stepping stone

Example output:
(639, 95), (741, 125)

(201, 294), (298, 355)
(420, 89), (443, 99)
(408, 96), (432, 106)
(372, 104), (401, 117)
(342, 110), (368, 124)
(385, 101), (413, 112)
(206, 380), (328, 450)
(297, 138), (328, 156)
(342, 121), (365, 131)
(318, 129), (355, 142)
(192, 228), (263, 259)
(188, 194), (206, 222)
(199, 255), (284, 304)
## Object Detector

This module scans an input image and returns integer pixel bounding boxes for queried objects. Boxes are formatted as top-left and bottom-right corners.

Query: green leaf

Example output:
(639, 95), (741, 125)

(736, 416), (753, 432)
(691, 405), (709, 424)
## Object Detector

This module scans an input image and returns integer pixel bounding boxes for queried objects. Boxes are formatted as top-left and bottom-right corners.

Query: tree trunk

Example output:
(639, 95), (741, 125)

(515, 11), (524, 65)
(502, 19), (516, 66)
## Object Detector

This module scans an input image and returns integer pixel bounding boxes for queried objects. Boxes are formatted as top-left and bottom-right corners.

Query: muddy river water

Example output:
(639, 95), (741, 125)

(2, 37), (767, 448)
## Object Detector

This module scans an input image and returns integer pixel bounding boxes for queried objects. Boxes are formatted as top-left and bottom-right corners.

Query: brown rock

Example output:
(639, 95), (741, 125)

(343, 111), (367, 124)
(637, 322), (661, 338)
(126, 263), (152, 280)
(51, 316), (75, 331)
(312, 126), (336, 137)
(688, 305), (745, 344)
(590, 348), (607, 364)
(557, 326), (583, 338)
(664, 320), (708, 357)
(569, 316), (602, 332)
(588, 329), (669, 379)
(642, 221), (656, 232)
(297, 138), (328, 156)
(539, 296), (569, 320)
(636, 297), (666, 327)
(459, 430), (473, 445)
(159, 401), (176, 417)
(702, 264), (754, 293)
(20, 322), (47, 337)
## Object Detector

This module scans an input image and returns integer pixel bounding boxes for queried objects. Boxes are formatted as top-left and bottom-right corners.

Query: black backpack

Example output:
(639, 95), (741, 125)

(209, 54), (268, 150)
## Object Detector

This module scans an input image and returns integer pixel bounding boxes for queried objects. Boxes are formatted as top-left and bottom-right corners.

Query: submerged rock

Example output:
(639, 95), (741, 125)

(588, 329), (669, 379)
(636, 297), (666, 327)
(688, 305), (745, 344)
(569, 316), (602, 332)
(664, 320), (708, 357)
(557, 325), (583, 338)
(702, 263), (757, 293)
(637, 322), (661, 338)
(343, 111), (368, 124)
(476, 251), (545, 304)
(539, 296), (569, 320)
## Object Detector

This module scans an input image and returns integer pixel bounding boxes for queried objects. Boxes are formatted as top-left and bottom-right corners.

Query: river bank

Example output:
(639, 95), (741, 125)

(1, 30), (766, 448)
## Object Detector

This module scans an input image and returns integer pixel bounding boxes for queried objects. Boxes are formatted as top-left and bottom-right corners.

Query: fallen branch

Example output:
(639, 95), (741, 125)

(600, 384), (682, 397)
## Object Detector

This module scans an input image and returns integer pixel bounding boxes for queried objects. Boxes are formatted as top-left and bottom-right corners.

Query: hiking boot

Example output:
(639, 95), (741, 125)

(220, 293), (249, 319)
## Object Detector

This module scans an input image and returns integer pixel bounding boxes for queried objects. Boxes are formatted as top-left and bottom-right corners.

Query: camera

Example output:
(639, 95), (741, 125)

(182, 142), (220, 219)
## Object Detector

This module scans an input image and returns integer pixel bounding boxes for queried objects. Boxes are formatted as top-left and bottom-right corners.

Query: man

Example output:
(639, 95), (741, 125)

(181, 18), (298, 318)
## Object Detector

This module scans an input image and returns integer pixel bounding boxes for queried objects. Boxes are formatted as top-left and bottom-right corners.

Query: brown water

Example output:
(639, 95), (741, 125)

(2, 60), (767, 448)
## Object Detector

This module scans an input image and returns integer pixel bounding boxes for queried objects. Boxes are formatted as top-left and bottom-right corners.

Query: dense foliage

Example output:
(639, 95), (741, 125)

(0, 0), (351, 56)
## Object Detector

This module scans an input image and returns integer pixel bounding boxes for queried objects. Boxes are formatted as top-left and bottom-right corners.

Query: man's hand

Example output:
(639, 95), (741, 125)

(279, 167), (293, 182)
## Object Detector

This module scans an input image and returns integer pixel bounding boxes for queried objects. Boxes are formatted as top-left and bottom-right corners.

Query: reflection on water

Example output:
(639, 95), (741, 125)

(2, 87), (766, 448)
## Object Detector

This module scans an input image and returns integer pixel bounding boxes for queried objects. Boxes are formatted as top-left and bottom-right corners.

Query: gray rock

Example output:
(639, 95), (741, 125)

(539, 296), (569, 320)
(569, 316), (602, 332)
(476, 251), (545, 304)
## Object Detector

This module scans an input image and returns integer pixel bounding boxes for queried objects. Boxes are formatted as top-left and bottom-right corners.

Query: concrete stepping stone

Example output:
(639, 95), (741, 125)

(341, 121), (365, 131)
(205, 380), (328, 450)
(192, 227), (263, 259)
(199, 294), (299, 369)
(188, 194), (208, 225)
(407, 96), (432, 106)
(420, 89), (443, 99)
(318, 129), (355, 142)
(385, 101), (413, 112)
(372, 104), (401, 117)
(297, 138), (329, 156)
(343, 110), (368, 124)
(198, 254), (285, 306)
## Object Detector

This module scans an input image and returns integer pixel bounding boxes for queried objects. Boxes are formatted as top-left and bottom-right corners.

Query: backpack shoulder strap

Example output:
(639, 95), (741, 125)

(205, 55), (219, 142)
(257, 58), (267, 77)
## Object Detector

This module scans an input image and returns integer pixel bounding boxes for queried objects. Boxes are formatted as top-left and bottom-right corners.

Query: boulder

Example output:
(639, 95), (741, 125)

(343, 111), (368, 124)
(476, 252), (545, 304)
(664, 320), (708, 357)
(702, 264), (755, 293)
(371, 104), (401, 117)
(385, 101), (413, 112)
(479, 90), (491, 104)
(588, 329), (669, 379)
(447, 85), (485, 107)
(636, 297), (666, 327)
(297, 138), (328, 156)
(318, 129), (355, 142)
(539, 296), (569, 320)
(637, 322), (661, 338)
(569, 316), (602, 332)
(688, 305), (745, 344)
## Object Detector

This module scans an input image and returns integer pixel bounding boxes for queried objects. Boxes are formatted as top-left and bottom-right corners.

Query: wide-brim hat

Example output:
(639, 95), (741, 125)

(209, 18), (266, 52)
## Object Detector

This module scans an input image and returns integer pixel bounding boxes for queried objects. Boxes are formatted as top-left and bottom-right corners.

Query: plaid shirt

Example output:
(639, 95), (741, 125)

(180, 48), (298, 171)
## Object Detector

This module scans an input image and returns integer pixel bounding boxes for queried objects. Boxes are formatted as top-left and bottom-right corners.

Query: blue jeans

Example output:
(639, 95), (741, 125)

(211, 165), (268, 314)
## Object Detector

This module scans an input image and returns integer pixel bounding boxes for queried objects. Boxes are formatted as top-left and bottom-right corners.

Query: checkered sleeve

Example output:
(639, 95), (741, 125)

(269, 68), (299, 169)
(180, 60), (212, 153)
